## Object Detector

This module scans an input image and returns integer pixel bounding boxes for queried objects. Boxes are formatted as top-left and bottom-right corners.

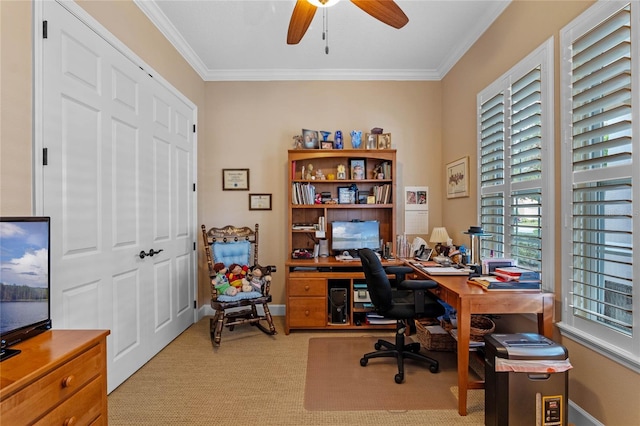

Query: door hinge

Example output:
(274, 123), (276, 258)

(193, 183), (196, 192)
(193, 300), (197, 309)
(43, 21), (48, 39)
(43, 148), (48, 165)
(193, 124), (196, 133)
(193, 242), (196, 251)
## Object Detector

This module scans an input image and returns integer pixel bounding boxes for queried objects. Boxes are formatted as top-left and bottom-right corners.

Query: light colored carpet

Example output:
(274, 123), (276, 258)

(108, 316), (485, 425)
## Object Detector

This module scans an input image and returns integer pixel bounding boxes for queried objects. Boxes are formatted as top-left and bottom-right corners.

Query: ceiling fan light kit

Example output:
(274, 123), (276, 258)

(287, 0), (409, 46)
(307, 0), (341, 7)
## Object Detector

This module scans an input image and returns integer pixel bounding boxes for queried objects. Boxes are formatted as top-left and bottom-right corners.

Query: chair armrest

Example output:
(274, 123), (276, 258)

(397, 279), (439, 291)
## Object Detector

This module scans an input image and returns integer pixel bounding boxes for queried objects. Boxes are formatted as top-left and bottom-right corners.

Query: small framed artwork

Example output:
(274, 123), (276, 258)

(249, 193), (272, 210)
(337, 186), (354, 204)
(446, 156), (469, 198)
(365, 133), (377, 149)
(222, 168), (249, 190)
(349, 159), (366, 180)
(377, 133), (391, 149)
(302, 129), (319, 149)
(321, 141), (333, 150)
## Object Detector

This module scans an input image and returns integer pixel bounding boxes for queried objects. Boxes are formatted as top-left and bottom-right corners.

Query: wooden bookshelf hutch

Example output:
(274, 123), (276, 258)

(285, 149), (400, 334)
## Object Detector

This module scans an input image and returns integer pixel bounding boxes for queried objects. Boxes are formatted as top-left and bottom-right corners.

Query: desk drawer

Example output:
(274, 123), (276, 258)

(288, 297), (326, 327)
(431, 286), (457, 306)
(1, 343), (103, 424)
(289, 278), (326, 296)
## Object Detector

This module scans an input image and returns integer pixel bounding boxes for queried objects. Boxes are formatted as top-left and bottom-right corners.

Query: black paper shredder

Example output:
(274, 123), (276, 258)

(484, 333), (570, 426)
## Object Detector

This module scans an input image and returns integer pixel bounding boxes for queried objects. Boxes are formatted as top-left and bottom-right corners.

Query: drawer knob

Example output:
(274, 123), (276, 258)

(61, 375), (74, 388)
(64, 416), (77, 426)
(304, 285), (310, 291)
(305, 310), (310, 316)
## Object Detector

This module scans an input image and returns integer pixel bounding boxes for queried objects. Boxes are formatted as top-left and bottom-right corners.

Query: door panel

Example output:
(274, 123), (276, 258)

(41, 1), (195, 393)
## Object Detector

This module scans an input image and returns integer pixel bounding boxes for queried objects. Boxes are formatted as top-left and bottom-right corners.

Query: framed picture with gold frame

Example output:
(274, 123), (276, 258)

(377, 133), (391, 149)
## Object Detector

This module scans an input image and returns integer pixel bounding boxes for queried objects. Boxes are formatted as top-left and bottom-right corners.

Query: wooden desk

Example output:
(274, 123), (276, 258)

(406, 262), (554, 416)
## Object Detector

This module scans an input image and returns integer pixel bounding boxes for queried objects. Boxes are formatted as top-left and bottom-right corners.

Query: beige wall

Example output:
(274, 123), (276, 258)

(2, 0), (638, 423)
(201, 80), (442, 306)
(441, 1), (639, 425)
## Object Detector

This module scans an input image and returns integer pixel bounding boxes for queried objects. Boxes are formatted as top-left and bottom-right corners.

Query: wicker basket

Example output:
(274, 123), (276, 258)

(470, 315), (495, 342)
(415, 319), (456, 351)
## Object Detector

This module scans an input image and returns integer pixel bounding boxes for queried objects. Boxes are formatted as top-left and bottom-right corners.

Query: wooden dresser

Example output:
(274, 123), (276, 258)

(1, 329), (110, 425)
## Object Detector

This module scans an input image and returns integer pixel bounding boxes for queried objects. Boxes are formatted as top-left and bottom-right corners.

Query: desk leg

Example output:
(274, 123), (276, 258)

(538, 293), (554, 338)
(457, 298), (471, 416)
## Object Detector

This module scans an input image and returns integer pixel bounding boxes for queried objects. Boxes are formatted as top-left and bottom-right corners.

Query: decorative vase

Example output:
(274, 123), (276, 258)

(350, 131), (362, 149)
(320, 131), (331, 142)
(335, 131), (343, 149)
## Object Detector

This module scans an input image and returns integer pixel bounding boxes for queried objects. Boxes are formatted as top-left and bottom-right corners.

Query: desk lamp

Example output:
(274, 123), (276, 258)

(430, 227), (450, 260)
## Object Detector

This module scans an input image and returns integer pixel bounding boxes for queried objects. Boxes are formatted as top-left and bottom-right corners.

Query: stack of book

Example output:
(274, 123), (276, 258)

(365, 312), (396, 325)
(469, 266), (541, 291)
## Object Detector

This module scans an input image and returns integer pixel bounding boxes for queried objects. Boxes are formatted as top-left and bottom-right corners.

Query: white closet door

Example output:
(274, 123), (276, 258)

(40, 0), (195, 392)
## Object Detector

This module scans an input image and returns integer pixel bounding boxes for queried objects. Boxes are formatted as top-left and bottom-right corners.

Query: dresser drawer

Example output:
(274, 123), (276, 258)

(34, 376), (104, 426)
(288, 297), (326, 327)
(288, 278), (326, 296)
(1, 343), (103, 424)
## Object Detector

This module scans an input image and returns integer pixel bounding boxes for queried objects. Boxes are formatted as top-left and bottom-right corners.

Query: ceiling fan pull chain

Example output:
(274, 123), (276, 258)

(324, 8), (329, 54)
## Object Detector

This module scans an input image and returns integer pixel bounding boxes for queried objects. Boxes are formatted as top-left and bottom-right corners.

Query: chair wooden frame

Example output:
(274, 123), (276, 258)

(201, 224), (277, 345)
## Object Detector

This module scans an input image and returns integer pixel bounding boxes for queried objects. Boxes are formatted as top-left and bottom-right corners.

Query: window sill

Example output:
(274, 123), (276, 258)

(557, 322), (640, 373)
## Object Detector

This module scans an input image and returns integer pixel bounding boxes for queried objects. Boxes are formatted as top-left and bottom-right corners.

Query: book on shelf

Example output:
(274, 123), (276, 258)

(469, 276), (541, 291)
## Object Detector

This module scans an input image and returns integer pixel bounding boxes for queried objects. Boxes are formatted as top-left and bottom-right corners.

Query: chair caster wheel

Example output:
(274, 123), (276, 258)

(429, 364), (439, 373)
(374, 342), (382, 350)
(360, 358), (368, 366)
(394, 373), (404, 384)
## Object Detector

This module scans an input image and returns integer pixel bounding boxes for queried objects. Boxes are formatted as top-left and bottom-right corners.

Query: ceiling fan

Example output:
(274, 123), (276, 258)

(286, 0), (409, 45)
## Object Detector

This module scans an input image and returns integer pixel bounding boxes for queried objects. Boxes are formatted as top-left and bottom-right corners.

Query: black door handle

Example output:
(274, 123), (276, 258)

(139, 249), (164, 259)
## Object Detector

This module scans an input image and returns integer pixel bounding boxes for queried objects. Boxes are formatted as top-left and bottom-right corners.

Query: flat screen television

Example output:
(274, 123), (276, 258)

(0, 216), (52, 361)
(331, 220), (380, 256)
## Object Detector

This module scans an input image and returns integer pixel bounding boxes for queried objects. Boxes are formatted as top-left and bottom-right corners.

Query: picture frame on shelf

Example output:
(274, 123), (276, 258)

(302, 129), (319, 149)
(222, 168), (249, 190)
(249, 193), (272, 210)
(321, 141), (333, 150)
(337, 186), (354, 204)
(349, 159), (366, 180)
(446, 156), (469, 198)
(365, 133), (377, 150)
(377, 133), (391, 149)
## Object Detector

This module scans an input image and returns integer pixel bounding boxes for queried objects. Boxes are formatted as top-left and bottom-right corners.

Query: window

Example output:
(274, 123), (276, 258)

(560, 1), (639, 370)
(477, 38), (554, 289)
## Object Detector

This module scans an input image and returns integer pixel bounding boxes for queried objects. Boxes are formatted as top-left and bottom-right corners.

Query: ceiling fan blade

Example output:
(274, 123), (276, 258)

(287, 0), (318, 45)
(350, 0), (409, 29)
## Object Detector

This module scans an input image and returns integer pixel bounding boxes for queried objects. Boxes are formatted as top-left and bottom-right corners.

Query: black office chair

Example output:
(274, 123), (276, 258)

(359, 248), (445, 383)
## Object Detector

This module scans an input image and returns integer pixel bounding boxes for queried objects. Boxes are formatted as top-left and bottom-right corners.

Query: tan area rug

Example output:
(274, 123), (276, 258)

(304, 336), (468, 411)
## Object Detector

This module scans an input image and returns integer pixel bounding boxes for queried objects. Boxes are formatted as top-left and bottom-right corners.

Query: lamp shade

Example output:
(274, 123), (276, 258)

(430, 227), (450, 244)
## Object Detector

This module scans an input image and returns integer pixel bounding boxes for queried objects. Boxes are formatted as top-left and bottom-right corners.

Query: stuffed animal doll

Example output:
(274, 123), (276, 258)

(213, 262), (237, 296)
(242, 264), (271, 294)
(226, 263), (248, 290)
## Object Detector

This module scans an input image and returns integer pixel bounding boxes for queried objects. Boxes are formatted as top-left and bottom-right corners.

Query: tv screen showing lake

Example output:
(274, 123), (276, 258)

(0, 301), (49, 334)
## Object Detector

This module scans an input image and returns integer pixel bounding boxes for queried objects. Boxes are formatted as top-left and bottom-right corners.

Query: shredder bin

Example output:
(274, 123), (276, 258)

(484, 333), (570, 426)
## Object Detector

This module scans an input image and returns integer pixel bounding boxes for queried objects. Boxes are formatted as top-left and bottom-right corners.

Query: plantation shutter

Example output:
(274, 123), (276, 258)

(568, 5), (633, 335)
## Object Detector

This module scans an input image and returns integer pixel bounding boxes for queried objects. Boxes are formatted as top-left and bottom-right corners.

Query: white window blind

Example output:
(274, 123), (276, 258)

(477, 39), (553, 286)
(560, 1), (638, 368)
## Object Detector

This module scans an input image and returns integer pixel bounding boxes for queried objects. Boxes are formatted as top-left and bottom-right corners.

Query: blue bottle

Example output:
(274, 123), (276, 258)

(335, 130), (343, 149)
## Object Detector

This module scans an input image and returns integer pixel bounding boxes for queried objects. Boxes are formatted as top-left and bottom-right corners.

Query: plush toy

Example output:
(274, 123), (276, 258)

(226, 263), (248, 289)
(213, 262), (237, 296)
(242, 264), (271, 294)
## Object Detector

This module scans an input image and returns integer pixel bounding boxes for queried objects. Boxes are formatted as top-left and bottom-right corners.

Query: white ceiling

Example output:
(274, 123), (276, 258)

(134, 0), (510, 81)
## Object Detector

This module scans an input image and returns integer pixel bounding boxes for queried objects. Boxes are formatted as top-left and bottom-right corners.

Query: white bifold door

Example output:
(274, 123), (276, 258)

(38, 1), (196, 392)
